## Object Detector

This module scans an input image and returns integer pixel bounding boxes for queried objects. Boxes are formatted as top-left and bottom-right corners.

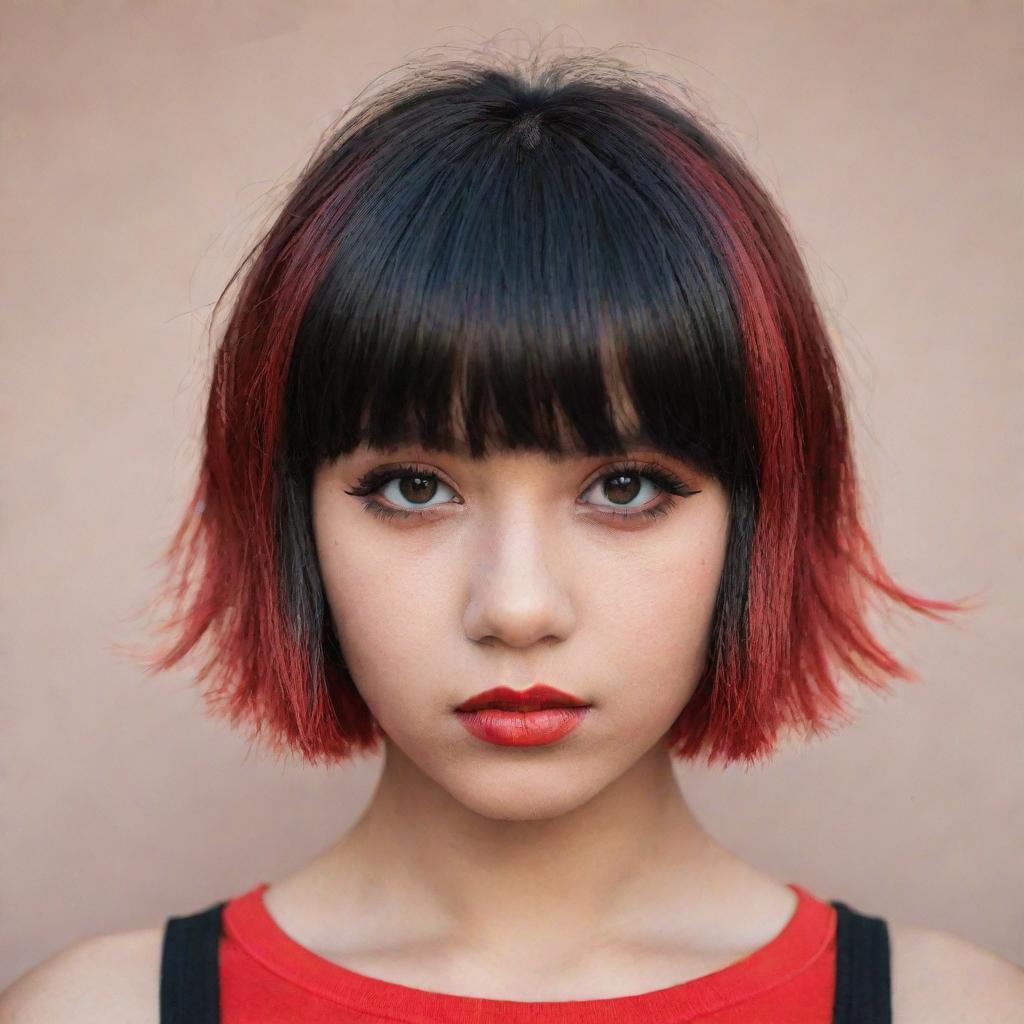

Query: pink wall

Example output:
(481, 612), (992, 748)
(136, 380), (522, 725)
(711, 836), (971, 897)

(3, 1), (1021, 985)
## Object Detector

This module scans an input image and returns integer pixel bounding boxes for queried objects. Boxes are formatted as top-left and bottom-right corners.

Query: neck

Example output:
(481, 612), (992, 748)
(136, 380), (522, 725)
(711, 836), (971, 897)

(311, 737), (743, 953)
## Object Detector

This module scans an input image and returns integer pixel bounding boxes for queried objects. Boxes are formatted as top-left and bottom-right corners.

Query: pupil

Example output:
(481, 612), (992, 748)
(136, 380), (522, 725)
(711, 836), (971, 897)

(399, 475), (437, 503)
(606, 473), (640, 505)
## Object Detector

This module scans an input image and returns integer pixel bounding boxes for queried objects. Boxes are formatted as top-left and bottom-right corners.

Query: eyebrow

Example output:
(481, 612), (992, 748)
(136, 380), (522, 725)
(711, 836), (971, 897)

(379, 429), (661, 461)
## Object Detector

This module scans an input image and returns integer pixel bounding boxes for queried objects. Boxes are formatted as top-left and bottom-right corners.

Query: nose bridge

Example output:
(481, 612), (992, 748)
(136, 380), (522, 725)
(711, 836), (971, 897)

(464, 496), (574, 648)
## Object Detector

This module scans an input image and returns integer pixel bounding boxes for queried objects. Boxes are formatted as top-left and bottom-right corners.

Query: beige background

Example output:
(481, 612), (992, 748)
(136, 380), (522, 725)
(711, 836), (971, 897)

(2, 0), (1021, 986)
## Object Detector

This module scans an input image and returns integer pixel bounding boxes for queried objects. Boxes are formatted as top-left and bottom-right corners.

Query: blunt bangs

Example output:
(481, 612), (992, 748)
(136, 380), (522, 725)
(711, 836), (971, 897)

(133, 49), (972, 768)
(284, 69), (755, 481)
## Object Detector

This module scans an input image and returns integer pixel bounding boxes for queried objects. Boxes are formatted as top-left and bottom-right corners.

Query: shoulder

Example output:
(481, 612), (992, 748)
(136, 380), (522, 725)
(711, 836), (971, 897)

(888, 920), (1024, 1023)
(0, 926), (164, 1024)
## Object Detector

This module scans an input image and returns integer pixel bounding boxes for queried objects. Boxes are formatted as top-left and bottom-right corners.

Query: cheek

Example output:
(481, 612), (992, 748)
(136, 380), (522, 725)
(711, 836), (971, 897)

(312, 516), (454, 711)
(587, 525), (727, 713)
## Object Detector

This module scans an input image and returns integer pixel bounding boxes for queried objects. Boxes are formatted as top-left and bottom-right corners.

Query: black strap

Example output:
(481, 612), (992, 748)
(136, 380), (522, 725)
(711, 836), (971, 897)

(830, 899), (892, 1023)
(158, 894), (887, 1023)
(160, 901), (226, 1024)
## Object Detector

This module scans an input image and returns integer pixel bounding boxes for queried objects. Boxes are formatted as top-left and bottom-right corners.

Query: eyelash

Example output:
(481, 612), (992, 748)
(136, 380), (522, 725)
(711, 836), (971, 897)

(343, 460), (701, 524)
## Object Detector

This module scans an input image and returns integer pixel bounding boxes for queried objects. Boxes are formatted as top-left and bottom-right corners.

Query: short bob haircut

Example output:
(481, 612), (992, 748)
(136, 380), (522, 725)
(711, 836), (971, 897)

(137, 49), (971, 768)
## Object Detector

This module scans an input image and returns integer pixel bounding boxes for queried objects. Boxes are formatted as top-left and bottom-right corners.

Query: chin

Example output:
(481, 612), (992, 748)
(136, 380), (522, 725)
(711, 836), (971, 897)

(440, 764), (610, 822)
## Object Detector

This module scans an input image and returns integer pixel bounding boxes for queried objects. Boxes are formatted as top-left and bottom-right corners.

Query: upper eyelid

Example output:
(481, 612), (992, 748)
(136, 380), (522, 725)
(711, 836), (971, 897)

(350, 459), (695, 497)
(361, 459), (662, 481)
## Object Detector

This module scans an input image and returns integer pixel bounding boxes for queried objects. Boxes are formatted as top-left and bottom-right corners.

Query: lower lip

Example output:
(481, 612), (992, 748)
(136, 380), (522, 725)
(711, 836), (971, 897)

(455, 707), (591, 746)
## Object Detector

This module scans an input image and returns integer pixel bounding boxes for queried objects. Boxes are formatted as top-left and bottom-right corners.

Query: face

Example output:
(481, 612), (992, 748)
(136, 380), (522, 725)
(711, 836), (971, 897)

(311, 436), (731, 820)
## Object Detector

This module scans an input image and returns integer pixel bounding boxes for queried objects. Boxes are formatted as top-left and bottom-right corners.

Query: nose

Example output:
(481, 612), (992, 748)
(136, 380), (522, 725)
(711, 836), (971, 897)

(463, 506), (576, 649)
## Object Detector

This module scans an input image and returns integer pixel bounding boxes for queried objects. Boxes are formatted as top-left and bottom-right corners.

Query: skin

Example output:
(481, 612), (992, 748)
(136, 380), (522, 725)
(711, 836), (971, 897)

(270, 435), (805, 997)
(3, 433), (1023, 1017)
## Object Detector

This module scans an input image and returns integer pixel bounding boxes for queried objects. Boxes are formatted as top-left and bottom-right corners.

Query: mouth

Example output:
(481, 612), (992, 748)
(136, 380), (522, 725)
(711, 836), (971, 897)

(454, 683), (590, 713)
(456, 706), (591, 746)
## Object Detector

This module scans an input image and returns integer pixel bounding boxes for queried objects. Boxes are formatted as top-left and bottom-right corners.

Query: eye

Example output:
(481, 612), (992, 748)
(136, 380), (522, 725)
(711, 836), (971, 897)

(578, 461), (701, 521)
(344, 464), (459, 521)
(343, 459), (701, 524)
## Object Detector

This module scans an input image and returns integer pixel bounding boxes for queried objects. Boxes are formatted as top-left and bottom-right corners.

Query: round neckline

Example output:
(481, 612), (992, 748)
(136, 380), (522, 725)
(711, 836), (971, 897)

(222, 879), (835, 1023)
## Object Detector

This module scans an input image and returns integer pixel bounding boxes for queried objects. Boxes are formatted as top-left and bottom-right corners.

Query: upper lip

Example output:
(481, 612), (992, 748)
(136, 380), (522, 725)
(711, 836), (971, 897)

(455, 684), (590, 712)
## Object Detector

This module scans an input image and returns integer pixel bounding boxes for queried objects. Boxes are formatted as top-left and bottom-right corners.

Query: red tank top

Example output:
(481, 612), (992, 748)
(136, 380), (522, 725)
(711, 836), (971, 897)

(216, 880), (838, 1022)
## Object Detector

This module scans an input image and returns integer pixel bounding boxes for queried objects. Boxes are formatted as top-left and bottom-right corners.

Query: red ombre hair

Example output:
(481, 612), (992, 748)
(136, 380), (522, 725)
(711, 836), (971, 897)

(129, 50), (975, 768)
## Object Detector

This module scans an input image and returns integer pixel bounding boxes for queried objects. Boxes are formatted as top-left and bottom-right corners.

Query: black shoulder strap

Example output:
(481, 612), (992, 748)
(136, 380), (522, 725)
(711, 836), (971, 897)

(829, 899), (892, 1024)
(160, 901), (226, 1024)
(157, 894), (887, 1023)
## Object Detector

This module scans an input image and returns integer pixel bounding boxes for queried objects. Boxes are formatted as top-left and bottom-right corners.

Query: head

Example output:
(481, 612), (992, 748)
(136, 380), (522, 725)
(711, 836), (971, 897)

(140, 50), (969, 790)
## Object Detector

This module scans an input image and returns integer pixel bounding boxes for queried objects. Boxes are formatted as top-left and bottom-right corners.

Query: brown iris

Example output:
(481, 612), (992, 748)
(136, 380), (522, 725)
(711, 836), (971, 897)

(604, 472), (641, 505)
(398, 475), (438, 504)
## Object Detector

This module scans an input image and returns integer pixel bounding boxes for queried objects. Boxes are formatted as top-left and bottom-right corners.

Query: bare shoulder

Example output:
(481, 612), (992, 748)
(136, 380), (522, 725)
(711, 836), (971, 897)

(0, 926), (164, 1024)
(889, 920), (1024, 1023)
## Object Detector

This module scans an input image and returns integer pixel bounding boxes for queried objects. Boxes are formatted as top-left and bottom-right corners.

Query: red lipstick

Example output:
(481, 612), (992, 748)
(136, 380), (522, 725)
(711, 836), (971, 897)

(454, 684), (591, 747)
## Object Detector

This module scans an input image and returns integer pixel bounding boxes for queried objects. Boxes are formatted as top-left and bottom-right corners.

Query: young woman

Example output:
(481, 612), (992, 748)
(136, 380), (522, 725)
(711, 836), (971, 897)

(3, 49), (1021, 1024)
